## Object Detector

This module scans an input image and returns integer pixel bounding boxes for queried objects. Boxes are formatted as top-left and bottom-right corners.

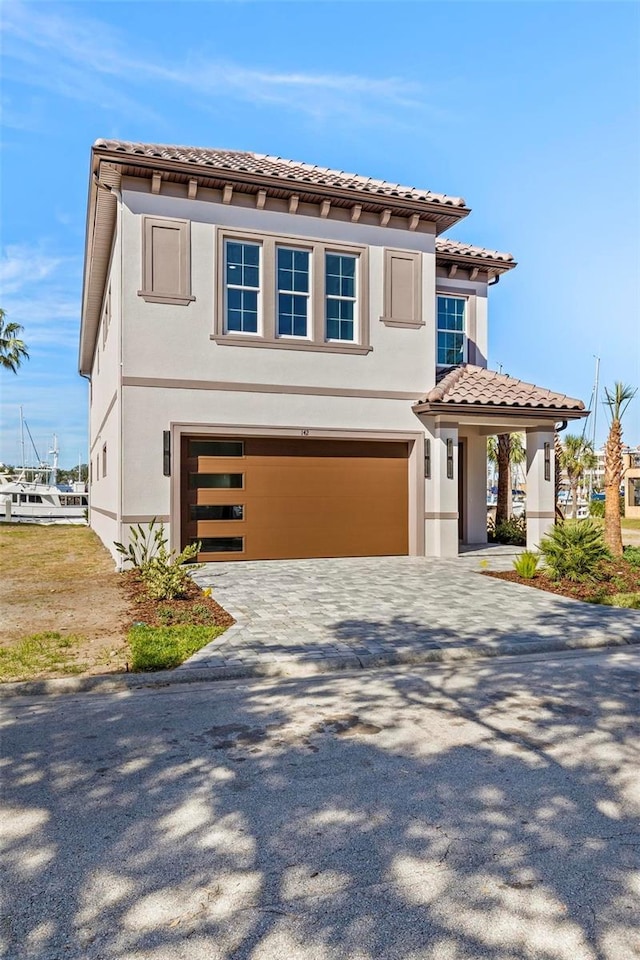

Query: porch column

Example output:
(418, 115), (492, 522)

(464, 432), (489, 544)
(425, 420), (459, 557)
(525, 428), (556, 550)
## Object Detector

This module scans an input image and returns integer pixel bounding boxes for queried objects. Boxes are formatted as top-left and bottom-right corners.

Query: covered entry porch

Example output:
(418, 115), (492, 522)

(413, 364), (588, 558)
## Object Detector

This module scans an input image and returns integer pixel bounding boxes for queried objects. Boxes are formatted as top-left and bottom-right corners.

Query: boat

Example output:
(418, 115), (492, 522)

(0, 473), (88, 524)
(0, 424), (88, 524)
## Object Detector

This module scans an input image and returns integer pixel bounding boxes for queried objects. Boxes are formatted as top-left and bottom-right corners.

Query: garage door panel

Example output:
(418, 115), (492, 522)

(243, 459), (403, 499)
(182, 436), (409, 561)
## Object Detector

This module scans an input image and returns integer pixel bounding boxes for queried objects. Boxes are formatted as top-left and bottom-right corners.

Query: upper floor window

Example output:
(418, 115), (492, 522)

(214, 229), (371, 355)
(225, 241), (260, 334)
(437, 296), (466, 366)
(326, 253), (357, 342)
(277, 247), (310, 337)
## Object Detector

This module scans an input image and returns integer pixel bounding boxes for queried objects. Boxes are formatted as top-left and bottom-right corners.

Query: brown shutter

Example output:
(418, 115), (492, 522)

(381, 249), (422, 328)
(139, 217), (194, 304)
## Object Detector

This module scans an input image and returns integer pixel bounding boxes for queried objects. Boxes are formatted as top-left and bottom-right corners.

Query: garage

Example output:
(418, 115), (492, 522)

(181, 436), (409, 561)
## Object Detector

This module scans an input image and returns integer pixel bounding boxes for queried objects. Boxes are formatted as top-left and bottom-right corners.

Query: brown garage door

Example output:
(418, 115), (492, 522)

(181, 436), (409, 561)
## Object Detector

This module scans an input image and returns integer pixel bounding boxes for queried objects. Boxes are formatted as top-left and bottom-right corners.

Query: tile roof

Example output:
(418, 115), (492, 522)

(93, 139), (468, 209)
(422, 364), (585, 411)
(435, 238), (515, 264)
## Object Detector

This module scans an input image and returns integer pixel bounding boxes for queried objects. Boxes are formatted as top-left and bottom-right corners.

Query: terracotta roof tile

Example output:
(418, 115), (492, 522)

(93, 139), (468, 208)
(422, 364), (585, 411)
(435, 238), (515, 264)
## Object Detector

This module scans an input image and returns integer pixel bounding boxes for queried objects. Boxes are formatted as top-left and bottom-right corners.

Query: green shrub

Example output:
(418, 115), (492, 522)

(488, 514), (526, 545)
(114, 518), (165, 572)
(623, 546), (640, 568)
(602, 592), (640, 609)
(115, 521), (202, 600)
(539, 520), (609, 582)
(143, 542), (201, 600)
(129, 624), (226, 671)
(513, 551), (540, 579)
(589, 496), (624, 518)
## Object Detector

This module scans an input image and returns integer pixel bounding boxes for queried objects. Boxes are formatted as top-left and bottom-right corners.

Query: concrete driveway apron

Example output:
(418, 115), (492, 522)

(184, 553), (640, 679)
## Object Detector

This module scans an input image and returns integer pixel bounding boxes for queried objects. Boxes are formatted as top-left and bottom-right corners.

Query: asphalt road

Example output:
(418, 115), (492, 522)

(2, 648), (639, 960)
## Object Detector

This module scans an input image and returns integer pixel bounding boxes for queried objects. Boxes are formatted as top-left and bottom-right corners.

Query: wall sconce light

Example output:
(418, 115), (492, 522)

(163, 431), (171, 477)
(446, 438), (454, 479)
(544, 442), (551, 482)
(424, 439), (431, 479)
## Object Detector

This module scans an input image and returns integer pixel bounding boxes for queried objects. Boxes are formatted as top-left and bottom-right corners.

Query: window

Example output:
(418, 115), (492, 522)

(326, 253), (357, 342)
(102, 443), (107, 478)
(188, 440), (244, 458)
(629, 478), (640, 507)
(437, 296), (466, 366)
(188, 473), (243, 489)
(193, 537), (244, 553)
(225, 241), (260, 333)
(214, 230), (371, 354)
(277, 247), (310, 337)
(189, 505), (244, 521)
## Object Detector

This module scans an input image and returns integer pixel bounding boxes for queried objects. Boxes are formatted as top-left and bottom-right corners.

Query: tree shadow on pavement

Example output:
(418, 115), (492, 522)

(1, 650), (639, 959)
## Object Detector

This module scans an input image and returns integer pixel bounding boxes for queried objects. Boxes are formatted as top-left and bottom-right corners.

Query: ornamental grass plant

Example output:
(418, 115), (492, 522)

(539, 520), (609, 582)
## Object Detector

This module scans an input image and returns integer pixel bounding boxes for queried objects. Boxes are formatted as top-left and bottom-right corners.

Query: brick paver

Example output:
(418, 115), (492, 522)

(184, 549), (640, 677)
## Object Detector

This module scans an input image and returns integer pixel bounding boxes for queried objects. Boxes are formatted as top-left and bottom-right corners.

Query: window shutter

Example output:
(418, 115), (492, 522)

(381, 249), (422, 328)
(139, 217), (194, 304)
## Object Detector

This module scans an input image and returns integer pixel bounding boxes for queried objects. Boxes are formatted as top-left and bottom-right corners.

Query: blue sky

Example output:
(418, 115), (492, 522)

(1, 0), (639, 467)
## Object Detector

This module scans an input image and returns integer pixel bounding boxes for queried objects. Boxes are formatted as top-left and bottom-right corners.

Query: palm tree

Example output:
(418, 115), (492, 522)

(0, 309), (29, 373)
(488, 433), (525, 524)
(603, 382), (637, 556)
(559, 434), (598, 520)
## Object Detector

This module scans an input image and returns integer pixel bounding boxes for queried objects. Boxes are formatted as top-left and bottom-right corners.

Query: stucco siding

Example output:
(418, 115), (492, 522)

(120, 191), (437, 396)
(119, 384), (428, 555)
(89, 214), (122, 529)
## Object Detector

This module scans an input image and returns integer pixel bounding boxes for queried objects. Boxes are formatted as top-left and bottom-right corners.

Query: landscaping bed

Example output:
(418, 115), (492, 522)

(0, 525), (233, 682)
(486, 556), (640, 607)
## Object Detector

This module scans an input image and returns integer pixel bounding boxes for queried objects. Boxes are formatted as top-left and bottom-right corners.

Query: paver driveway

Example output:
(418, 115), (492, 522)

(184, 553), (640, 678)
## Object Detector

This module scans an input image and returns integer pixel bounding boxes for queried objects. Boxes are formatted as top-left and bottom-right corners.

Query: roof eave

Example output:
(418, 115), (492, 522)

(91, 144), (472, 229)
(79, 151), (120, 376)
(412, 401), (588, 420)
(78, 154), (100, 376)
(435, 252), (517, 277)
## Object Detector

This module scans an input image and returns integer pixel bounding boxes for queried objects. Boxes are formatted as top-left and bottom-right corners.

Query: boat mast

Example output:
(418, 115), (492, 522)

(20, 406), (26, 473)
(49, 434), (59, 486)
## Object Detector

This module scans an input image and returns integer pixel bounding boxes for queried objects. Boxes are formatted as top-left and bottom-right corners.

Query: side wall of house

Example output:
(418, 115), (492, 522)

(88, 216), (122, 555)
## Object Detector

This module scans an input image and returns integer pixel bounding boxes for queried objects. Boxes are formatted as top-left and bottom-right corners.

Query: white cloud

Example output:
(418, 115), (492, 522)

(0, 244), (82, 350)
(1, 1), (433, 126)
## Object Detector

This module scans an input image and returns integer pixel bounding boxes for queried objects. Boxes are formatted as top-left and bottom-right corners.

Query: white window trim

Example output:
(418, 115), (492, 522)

(276, 244), (312, 340)
(436, 293), (468, 368)
(325, 251), (358, 344)
(224, 238), (263, 336)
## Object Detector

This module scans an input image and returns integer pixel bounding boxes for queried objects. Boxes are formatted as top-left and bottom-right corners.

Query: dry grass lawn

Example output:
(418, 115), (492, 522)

(0, 524), (130, 680)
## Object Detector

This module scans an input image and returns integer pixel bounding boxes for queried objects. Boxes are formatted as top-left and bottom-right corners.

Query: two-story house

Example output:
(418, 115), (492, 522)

(80, 140), (587, 563)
